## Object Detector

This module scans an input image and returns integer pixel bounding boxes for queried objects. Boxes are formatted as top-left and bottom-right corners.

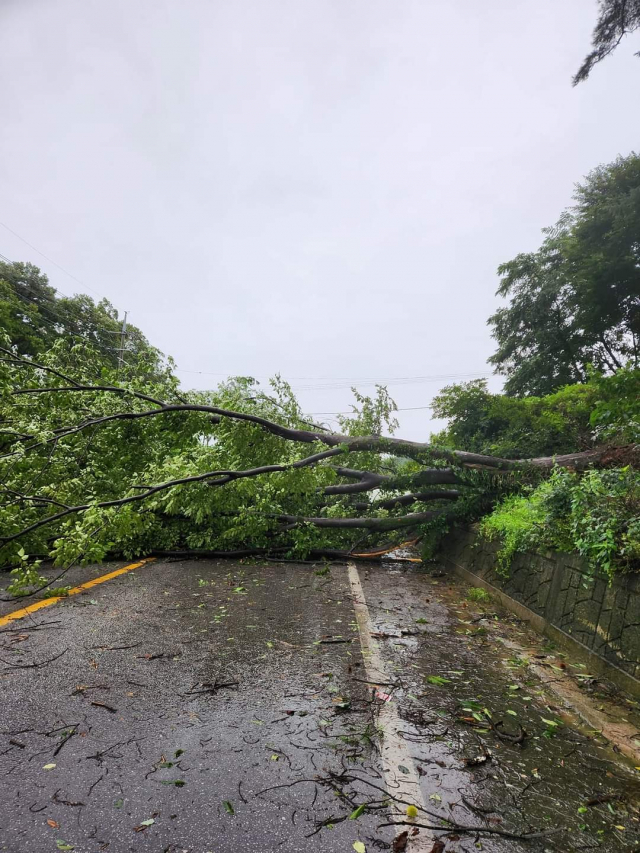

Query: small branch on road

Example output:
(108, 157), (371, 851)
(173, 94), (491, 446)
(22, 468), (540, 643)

(0, 648), (68, 669)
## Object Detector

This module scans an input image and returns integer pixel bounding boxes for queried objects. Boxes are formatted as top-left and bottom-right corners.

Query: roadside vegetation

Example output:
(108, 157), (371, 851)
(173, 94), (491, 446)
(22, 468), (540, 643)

(0, 152), (638, 594)
(430, 152), (640, 580)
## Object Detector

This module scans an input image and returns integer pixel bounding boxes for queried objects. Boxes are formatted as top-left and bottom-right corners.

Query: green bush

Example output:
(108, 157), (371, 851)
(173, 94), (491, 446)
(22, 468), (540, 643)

(479, 467), (640, 582)
(466, 586), (490, 602)
(431, 369), (639, 459)
(589, 367), (640, 444)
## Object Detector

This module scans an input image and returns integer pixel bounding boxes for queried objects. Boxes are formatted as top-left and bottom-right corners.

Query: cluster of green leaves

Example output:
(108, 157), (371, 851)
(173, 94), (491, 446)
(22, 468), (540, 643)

(589, 368), (640, 444)
(488, 153), (640, 397)
(431, 368), (639, 459)
(431, 378), (595, 458)
(479, 467), (640, 582)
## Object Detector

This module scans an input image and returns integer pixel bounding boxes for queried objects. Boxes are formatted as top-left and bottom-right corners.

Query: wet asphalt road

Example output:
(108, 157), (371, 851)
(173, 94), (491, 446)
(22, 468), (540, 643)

(1, 558), (640, 853)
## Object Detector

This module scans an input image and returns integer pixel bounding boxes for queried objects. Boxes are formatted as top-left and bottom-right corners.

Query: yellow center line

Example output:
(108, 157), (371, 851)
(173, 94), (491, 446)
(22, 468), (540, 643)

(0, 558), (156, 628)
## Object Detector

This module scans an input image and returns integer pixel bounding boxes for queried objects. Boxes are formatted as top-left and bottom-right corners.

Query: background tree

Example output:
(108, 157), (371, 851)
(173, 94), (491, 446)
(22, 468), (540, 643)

(575, 0), (640, 84)
(488, 153), (640, 396)
(0, 260), (165, 379)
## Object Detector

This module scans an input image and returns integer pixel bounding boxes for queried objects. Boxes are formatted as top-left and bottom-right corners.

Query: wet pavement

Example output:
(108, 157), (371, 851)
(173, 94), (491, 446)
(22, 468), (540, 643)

(0, 557), (639, 852)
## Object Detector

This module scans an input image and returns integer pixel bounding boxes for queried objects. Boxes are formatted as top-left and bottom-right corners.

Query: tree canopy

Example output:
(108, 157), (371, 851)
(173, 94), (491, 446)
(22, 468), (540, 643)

(488, 153), (640, 397)
(0, 260), (165, 379)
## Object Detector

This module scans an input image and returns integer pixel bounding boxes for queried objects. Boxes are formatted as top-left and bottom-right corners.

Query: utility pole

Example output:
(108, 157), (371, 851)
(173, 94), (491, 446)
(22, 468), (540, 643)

(117, 311), (128, 378)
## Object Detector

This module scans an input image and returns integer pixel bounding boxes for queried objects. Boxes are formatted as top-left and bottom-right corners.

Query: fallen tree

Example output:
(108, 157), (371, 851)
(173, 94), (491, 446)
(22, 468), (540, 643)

(0, 340), (624, 584)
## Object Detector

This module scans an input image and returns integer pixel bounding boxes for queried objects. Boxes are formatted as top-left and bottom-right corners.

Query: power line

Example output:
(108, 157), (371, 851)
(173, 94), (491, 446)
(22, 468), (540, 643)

(174, 368), (489, 388)
(1, 248), (127, 332)
(308, 404), (433, 415)
(175, 367), (487, 380)
(291, 374), (488, 391)
(0, 221), (123, 305)
(10, 291), (132, 361)
(10, 283), (125, 335)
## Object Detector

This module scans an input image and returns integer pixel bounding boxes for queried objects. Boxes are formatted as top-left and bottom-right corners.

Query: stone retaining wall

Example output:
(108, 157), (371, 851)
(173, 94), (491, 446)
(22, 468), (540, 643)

(439, 526), (640, 697)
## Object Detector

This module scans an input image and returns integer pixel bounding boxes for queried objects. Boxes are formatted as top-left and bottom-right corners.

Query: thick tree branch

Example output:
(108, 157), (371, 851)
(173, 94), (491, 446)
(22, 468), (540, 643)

(8, 378), (612, 471)
(0, 447), (344, 545)
(352, 490), (460, 511)
(9, 383), (522, 468)
(323, 467), (389, 495)
(274, 510), (440, 531)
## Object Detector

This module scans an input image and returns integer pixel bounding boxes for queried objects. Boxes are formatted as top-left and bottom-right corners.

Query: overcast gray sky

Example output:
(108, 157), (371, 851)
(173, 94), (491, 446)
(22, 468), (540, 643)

(1, 0), (639, 436)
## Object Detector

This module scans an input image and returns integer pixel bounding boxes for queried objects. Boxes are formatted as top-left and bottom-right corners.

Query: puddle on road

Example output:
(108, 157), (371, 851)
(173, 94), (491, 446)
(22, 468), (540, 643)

(357, 561), (640, 852)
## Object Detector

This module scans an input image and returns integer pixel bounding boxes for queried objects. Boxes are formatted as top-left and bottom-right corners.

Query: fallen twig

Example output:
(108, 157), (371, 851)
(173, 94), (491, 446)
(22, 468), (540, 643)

(53, 725), (78, 756)
(0, 648), (68, 669)
(90, 701), (118, 714)
(378, 820), (560, 840)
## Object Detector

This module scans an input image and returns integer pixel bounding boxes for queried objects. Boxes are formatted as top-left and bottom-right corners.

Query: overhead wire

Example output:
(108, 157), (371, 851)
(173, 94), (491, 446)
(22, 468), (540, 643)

(2, 247), (135, 365)
(308, 404), (433, 415)
(11, 285), (125, 336)
(1, 240), (484, 413)
(9, 290), (132, 362)
(0, 221), (105, 298)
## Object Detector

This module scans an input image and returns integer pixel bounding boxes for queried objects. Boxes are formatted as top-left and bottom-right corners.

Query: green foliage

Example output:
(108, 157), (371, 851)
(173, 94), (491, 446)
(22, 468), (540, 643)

(589, 367), (640, 443)
(6, 549), (47, 597)
(479, 467), (640, 582)
(419, 467), (526, 561)
(431, 378), (598, 458)
(0, 260), (166, 380)
(0, 329), (420, 575)
(432, 368), (639, 458)
(478, 493), (546, 575)
(41, 587), (71, 599)
(466, 586), (490, 602)
(488, 153), (640, 397)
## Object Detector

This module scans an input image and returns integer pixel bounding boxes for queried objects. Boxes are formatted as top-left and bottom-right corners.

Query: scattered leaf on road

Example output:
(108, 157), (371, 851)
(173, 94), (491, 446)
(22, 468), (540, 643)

(392, 831), (409, 852)
(426, 675), (450, 686)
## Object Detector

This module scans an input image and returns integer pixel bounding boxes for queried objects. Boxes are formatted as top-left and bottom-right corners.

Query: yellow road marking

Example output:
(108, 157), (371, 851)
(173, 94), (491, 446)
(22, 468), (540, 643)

(0, 558), (156, 628)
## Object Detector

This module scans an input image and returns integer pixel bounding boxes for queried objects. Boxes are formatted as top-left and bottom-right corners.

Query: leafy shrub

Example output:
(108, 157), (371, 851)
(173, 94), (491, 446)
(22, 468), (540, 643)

(466, 587), (490, 602)
(589, 367), (640, 444)
(431, 379), (597, 458)
(431, 369), (640, 459)
(479, 467), (640, 582)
